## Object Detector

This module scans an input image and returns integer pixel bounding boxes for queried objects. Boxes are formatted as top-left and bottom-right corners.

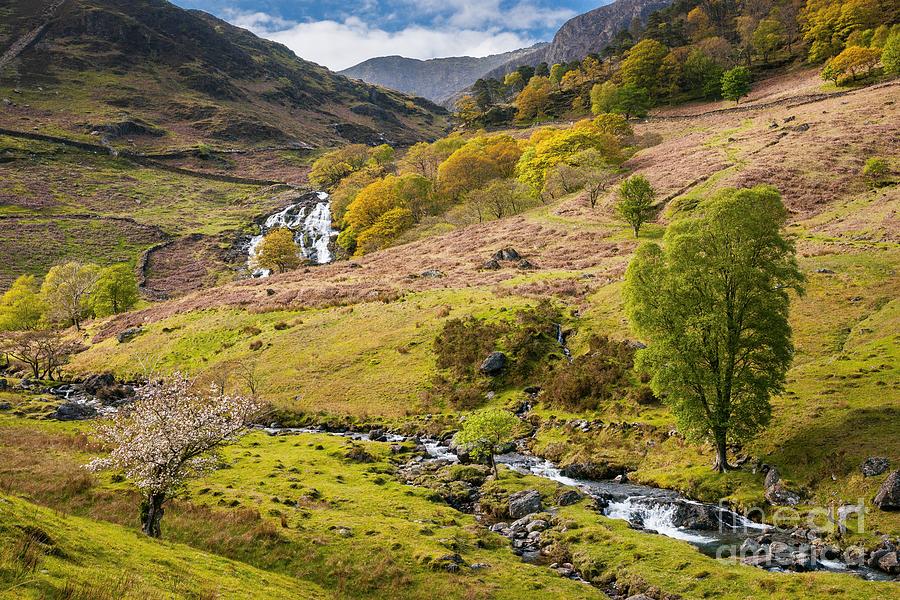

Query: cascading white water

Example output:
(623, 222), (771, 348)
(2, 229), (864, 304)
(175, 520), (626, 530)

(604, 497), (717, 544)
(247, 191), (337, 276)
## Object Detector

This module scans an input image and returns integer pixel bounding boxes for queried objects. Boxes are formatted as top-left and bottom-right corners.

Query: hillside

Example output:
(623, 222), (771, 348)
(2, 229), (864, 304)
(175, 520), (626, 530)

(0, 0), (448, 151)
(0, 0), (898, 595)
(340, 46), (546, 106)
(67, 71), (899, 538)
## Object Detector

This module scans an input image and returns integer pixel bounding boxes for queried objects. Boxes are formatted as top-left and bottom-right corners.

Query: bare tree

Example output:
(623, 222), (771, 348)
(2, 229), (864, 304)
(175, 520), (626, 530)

(87, 373), (261, 537)
(0, 330), (81, 379)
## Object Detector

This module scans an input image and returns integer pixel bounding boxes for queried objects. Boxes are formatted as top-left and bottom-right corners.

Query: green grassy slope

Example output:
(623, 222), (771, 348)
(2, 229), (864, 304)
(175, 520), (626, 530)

(0, 494), (331, 599)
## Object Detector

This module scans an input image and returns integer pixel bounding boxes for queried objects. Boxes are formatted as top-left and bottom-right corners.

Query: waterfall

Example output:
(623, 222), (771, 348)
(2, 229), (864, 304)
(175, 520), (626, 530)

(246, 191), (337, 276)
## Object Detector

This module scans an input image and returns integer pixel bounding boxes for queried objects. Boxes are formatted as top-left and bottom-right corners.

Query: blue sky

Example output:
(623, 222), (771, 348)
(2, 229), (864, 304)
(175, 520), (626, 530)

(172, 1), (605, 70)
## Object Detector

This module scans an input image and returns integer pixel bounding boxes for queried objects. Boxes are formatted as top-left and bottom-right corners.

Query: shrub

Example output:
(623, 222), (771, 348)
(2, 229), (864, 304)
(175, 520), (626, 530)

(862, 157), (889, 184)
(542, 335), (636, 411)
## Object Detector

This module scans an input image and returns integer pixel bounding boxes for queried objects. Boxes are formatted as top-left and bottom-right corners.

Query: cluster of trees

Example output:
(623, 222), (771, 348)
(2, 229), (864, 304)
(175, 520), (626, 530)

(455, 0), (899, 126)
(0, 262), (138, 378)
(309, 116), (633, 256)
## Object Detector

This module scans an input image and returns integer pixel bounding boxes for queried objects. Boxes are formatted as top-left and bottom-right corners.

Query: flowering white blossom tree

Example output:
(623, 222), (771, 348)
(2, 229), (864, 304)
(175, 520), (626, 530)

(88, 373), (261, 538)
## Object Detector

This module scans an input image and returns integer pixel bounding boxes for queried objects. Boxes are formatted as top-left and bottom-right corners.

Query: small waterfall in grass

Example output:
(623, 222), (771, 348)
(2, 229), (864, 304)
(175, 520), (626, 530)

(247, 191), (337, 277)
(556, 324), (572, 362)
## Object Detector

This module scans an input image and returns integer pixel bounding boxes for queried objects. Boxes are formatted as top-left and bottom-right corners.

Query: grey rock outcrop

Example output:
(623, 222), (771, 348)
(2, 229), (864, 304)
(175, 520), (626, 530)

(508, 489), (542, 519)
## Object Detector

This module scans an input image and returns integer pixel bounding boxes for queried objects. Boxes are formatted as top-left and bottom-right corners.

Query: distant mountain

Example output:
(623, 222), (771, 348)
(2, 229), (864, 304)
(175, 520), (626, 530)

(0, 0), (448, 148)
(484, 0), (673, 79)
(340, 45), (546, 106)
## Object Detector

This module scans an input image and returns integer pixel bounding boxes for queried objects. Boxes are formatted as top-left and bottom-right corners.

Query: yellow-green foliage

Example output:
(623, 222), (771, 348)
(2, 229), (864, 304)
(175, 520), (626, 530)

(516, 120), (623, 192)
(437, 134), (522, 200)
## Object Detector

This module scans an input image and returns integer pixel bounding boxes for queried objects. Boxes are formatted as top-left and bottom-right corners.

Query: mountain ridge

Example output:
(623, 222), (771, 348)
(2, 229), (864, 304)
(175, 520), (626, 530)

(340, 45), (546, 105)
(0, 0), (449, 149)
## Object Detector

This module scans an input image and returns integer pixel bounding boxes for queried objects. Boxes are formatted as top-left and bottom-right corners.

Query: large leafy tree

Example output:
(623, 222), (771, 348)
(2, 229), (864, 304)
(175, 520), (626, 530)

(40, 261), (101, 330)
(92, 264), (139, 317)
(721, 66), (752, 103)
(0, 275), (44, 331)
(619, 39), (669, 96)
(624, 186), (804, 472)
(254, 228), (302, 274)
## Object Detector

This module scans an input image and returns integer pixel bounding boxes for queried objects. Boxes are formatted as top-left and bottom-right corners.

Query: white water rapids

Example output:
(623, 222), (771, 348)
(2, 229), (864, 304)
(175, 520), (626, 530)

(247, 191), (337, 276)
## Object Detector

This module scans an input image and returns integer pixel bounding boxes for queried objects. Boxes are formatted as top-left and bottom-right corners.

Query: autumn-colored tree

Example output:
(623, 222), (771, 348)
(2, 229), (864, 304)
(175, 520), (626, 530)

(40, 261), (101, 330)
(516, 125), (622, 192)
(254, 228), (302, 274)
(821, 45), (881, 83)
(504, 70), (525, 94)
(437, 135), (523, 200)
(330, 166), (385, 224)
(455, 95), (481, 125)
(590, 81), (620, 115)
(354, 207), (415, 255)
(465, 178), (537, 222)
(0, 275), (44, 331)
(687, 6), (714, 41)
(399, 134), (467, 181)
(92, 264), (139, 317)
(88, 373), (260, 537)
(342, 173), (434, 254)
(801, 0), (885, 63)
(308, 144), (371, 190)
(514, 76), (552, 122)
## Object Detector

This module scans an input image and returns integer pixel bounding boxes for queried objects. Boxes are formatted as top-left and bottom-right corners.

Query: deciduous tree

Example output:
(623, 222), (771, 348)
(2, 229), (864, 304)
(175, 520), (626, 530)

(92, 264), (139, 317)
(624, 185), (804, 472)
(0, 275), (44, 331)
(453, 408), (519, 477)
(617, 175), (656, 237)
(721, 66), (752, 103)
(514, 76), (552, 122)
(254, 228), (302, 274)
(87, 373), (261, 537)
(40, 262), (101, 330)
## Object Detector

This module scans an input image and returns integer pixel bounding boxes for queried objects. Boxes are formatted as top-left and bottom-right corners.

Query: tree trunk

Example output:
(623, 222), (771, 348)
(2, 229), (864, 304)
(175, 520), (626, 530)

(490, 454), (498, 479)
(141, 493), (165, 538)
(713, 432), (729, 473)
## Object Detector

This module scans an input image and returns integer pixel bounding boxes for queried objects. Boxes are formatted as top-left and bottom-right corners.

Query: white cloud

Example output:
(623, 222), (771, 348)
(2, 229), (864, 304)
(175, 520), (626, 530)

(403, 0), (575, 30)
(227, 13), (537, 70)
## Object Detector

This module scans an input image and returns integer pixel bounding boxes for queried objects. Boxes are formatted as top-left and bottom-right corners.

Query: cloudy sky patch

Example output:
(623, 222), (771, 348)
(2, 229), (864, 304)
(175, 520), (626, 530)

(174, 0), (603, 70)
